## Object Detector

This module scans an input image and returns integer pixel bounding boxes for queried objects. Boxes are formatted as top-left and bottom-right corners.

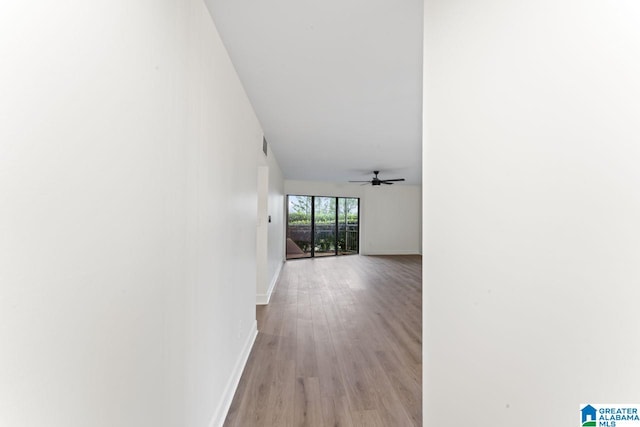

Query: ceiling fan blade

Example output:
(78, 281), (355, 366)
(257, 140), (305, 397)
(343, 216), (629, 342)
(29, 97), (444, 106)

(349, 172), (405, 185)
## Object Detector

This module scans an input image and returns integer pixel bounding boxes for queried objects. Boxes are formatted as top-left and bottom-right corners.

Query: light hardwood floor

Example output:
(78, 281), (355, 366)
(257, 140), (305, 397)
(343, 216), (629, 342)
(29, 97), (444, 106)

(224, 255), (422, 427)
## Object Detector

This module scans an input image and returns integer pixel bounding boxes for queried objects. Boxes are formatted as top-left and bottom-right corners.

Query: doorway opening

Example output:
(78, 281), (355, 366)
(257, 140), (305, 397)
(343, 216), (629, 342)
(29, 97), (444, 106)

(286, 195), (359, 259)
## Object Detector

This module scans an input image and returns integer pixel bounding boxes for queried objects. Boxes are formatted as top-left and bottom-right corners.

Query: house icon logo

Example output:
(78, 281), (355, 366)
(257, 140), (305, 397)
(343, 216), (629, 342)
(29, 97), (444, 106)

(581, 404), (597, 426)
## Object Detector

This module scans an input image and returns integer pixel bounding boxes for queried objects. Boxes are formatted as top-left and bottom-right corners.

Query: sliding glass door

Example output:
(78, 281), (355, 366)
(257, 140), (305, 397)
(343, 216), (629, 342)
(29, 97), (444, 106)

(286, 195), (312, 259)
(314, 197), (337, 257)
(338, 197), (359, 255)
(286, 195), (359, 260)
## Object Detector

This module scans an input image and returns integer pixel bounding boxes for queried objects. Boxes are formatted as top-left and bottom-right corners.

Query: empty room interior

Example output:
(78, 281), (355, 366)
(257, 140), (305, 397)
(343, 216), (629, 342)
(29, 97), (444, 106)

(2, 0), (640, 426)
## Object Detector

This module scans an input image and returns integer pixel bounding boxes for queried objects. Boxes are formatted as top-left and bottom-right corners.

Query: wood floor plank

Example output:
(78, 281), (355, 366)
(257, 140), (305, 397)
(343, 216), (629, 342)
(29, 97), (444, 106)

(374, 349), (422, 424)
(294, 377), (324, 426)
(332, 329), (378, 411)
(315, 338), (345, 399)
(295, 317), (318, 378)
(224, 255), (422, 426)
(351, 409), (385, 427)
(266, 357), (296, 427)
(321, 396), (354, 427)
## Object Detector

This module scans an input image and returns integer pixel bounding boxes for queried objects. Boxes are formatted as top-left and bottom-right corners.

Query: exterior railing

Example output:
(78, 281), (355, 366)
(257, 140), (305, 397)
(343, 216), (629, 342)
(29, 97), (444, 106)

(287, 223), (359, 253)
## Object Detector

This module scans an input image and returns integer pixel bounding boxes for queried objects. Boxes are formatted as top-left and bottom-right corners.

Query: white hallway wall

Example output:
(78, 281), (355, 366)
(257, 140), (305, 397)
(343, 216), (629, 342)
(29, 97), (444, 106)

(284, 180), (421, 255)
(0, 1), (279, 426)
(256, 146), (285, 304)
(363, 184), (422, 255)
(424, 0), (640, 425)
(266, 154), (285, 294)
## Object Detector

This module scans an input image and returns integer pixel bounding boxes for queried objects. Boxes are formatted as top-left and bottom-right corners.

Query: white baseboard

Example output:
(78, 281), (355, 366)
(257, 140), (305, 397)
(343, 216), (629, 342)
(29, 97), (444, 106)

(364, 249), (421, 255)
(208, 320), (258, 427)
(256, 261), (283, 305)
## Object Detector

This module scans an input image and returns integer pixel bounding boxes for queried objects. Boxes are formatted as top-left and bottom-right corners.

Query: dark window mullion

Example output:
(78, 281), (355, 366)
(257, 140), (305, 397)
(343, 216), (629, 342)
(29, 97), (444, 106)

(310, 196), (315, 258)
(335, 197), (339, 256)
(357, 198), (360, 254)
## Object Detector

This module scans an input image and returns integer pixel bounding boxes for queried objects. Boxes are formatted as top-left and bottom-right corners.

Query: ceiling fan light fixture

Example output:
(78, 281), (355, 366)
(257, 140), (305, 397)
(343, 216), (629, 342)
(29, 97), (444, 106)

(348, 170), (405, 186)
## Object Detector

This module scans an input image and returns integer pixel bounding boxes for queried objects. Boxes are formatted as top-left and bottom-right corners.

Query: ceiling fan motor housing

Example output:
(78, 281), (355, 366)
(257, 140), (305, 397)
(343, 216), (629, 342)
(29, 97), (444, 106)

(348, 170), (405, 185)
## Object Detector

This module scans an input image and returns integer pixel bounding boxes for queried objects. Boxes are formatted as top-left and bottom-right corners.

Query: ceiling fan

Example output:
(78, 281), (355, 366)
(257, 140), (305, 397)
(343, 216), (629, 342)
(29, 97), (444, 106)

(349, 170), (405, 186)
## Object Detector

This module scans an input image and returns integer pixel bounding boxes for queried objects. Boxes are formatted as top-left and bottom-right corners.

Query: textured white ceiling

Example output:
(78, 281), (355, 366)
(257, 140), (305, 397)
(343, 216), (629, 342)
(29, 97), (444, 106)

(205, 0), (423, 184)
